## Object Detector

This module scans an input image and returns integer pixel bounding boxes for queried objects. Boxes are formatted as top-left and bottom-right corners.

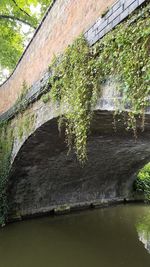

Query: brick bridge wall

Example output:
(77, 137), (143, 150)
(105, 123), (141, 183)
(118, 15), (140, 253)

(0, 0), (146, 114)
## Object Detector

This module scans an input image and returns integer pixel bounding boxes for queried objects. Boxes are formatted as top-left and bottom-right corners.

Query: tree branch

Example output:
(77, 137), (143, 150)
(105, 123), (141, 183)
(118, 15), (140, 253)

(0, 15), (36, 29)
(11, 0), (32, 19)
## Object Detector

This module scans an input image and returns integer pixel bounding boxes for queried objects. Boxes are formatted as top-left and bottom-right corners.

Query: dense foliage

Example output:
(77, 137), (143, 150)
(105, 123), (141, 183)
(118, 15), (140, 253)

(135, 163), (150, 201)
(0, 122), (13, 226)
(0, 0), (52, 82)
(49, 37), (99, 163)
(47, 3), (150, 163)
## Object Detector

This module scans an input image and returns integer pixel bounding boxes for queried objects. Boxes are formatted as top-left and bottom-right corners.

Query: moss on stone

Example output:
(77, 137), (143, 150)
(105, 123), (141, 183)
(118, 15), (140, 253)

(54, 205), (70, 215)
(17, 113), (35, 141)
(0, 121), (14, 225)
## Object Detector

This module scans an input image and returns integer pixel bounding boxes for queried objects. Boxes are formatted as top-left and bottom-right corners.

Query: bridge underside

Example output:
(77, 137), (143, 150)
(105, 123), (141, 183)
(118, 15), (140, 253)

(7, 111), (150, 219)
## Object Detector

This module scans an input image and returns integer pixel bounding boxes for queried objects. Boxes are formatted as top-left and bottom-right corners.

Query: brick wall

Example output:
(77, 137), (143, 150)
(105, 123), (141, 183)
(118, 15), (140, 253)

(0, 0), (147, 114)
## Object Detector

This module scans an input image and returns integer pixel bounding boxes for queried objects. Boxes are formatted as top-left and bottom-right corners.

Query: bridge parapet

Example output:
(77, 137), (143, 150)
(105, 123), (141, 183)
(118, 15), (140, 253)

(0, 0), (147, 116)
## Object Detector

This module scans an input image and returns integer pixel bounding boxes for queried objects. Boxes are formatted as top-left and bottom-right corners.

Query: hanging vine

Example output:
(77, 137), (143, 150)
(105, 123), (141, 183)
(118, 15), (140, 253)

(49, 37), (100, 163)
(0, 122), (13, 226)
(46, 3), (149, 163)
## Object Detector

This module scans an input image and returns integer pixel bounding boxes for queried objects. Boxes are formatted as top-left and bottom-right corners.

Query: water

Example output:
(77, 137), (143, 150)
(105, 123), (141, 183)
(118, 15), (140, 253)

(0, 204), (150, 267)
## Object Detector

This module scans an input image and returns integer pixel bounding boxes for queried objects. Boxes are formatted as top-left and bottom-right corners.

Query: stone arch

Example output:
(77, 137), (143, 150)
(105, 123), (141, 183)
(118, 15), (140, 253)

(7, 110), (150, 219)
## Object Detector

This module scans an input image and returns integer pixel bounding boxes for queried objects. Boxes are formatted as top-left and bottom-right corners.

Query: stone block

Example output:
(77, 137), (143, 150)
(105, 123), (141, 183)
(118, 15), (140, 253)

(128, 1), (139, 13)
(97, 19), (108, 34)
(108, 6), (123, 23)
(104, 23), (113, 34)
(87, 34), (100, 46)
(139, 0), (146, 4)
(93, 17), (105, 33)
(112, 15), (121, 27)
(98, 29), (106, 40)
(112, 0), (121, 12)
(91, 200), (109, 208)
(54, 205), (70, 215)
(85, 29), (93, 40)
(120, 0), (126, 4)
(105, 8), (113, 19)
(120, 8), (130, 21)
(124, 0), (136, 9)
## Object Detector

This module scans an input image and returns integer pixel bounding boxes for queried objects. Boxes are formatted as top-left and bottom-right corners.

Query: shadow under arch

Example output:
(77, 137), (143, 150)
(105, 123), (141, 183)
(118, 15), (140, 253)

(7, 111), (150, 219)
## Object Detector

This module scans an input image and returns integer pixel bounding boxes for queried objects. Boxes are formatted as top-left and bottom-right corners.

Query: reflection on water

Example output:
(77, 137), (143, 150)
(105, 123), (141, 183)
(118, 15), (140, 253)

(0, 204), (150, 267)
(136, 212), (150, 254)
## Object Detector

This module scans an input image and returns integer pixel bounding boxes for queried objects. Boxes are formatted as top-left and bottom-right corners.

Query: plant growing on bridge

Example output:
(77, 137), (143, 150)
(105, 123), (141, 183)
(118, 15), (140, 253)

(94, 3), (150, 136)
(0, 122), (13, 225)
(50, 36), (100, 163)
(17, 112), (35, 140)
(15, 80), (31, 113)
(0, 106), (35, 225)
(48, 3), (149, 164)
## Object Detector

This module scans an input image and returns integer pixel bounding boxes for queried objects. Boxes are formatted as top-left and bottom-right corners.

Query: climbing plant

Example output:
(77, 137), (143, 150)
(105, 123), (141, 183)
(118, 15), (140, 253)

(0, 80), (36, 226)
(47, 3), (149, 163)
(49, 37), (100, 163)
(94, 3), (150, 135)
(0, 110), (35, 225)
(17, 113), (35, 140)
(0, 122), (13, 225)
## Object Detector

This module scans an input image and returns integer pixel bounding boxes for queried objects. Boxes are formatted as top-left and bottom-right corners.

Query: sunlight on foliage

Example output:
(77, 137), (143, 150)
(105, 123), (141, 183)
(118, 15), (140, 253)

(135, 163), (150, 201)
(48, 4), (150, 163)
(0, 0), (52, 83)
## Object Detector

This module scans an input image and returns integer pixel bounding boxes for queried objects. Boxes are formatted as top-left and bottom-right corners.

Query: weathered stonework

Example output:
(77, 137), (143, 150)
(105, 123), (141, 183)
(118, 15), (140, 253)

(8, 111), (150, 219)
(85, 0), (147, 45)
(5, 81), (150, 220)
(0, 0), (149, 221)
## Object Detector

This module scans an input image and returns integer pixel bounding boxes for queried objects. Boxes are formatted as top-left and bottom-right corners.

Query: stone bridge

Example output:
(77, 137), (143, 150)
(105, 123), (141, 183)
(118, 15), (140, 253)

(0, 0), (149, 220)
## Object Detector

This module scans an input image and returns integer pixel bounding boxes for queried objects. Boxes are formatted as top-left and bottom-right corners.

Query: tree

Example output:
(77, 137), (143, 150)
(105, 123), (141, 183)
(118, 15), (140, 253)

(0, 0), (51, 83)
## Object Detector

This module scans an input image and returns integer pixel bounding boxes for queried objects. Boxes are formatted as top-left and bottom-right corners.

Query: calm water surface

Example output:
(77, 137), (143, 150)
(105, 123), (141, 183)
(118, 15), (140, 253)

(0, 204), (150, 267)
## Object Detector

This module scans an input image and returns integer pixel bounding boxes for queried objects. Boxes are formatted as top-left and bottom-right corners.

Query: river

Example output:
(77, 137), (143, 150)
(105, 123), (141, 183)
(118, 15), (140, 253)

(0, 204), (150, 267)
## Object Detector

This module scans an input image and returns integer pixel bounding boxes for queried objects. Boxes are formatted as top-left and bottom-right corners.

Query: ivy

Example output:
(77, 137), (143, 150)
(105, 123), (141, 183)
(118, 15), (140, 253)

(47, 3), (150, 163)
(17, 113), (35, 140)
(94, 4), (150, 135)
(49, 37), (99, 163)
(0, 79), (36, 225)
(0, 111), (35, 226)
(0, 122), (13, 226)
(15, 81), (29, 112)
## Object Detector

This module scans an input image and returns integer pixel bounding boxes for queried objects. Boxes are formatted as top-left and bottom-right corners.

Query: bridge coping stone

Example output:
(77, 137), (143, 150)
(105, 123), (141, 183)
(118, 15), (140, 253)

(85, 0), (147, 46)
